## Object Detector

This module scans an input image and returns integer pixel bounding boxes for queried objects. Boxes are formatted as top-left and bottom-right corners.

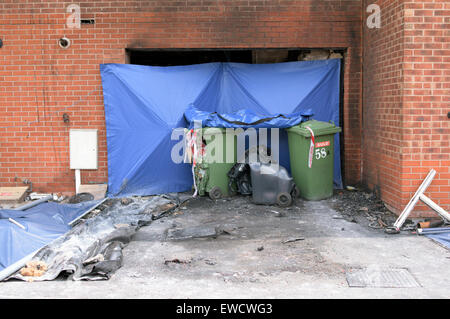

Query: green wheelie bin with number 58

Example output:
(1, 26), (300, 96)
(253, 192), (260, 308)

(286, 120), (341, 201)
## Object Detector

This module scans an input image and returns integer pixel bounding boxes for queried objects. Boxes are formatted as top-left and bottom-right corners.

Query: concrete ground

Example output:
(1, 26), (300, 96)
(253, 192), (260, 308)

(1, 194), (449, 299)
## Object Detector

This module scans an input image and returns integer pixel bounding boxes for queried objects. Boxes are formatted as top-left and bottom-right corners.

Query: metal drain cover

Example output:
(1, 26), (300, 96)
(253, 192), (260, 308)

(346, 268), (421, 288)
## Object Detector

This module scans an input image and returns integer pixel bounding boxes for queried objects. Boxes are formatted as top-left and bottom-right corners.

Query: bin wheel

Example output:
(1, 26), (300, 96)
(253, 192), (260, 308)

(291, 185), (299, 199)
(228, 182), (238, 197)
(209, 186), (223, 200)
(277, 192), (292, 207)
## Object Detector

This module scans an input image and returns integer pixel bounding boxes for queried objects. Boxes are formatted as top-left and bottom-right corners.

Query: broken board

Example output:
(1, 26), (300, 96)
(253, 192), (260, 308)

(77, 184), (107, 200)
(0, 187), (29, 204)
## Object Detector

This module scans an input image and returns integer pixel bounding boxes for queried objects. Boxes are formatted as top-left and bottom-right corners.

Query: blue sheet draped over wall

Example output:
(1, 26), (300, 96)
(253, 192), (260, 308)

(100, 59), (342, 197)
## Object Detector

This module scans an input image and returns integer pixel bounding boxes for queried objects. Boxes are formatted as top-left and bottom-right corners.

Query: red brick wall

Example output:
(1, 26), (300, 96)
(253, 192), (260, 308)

(0, 0), (362, 194)
(363, 0), (450, 216)
(362, 0), (405, 211)
(401, 0), (450, 216)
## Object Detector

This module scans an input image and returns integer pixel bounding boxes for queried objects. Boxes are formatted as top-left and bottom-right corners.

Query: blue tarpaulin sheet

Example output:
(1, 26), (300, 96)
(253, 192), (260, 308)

(424, 228), (450, 250)
(100, 59), (342, 197)
(184, 104), (314, 129)
(0, 201), (101, 272)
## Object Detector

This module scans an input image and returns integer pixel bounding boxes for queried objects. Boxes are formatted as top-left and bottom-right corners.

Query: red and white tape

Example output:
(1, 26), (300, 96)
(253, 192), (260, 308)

(186, 129), (199, 197)
(305, 126), (315, 168)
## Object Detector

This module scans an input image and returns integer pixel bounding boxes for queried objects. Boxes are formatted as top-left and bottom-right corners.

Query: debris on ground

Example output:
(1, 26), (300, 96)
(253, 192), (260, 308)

(282, 237), (305, 244)
(164, 258), (191, 265)
(6, 195), (177, 282)
(84, 208), (101, 219)
(377, 218), (387, 228)
(83, 254), (105, 266)
(204, 259), (216, 266)
(418, 220), (444, 229)
(166, 225), (226, 240)
(0, 199), (106, 281)
(120, 198), (133, 206)
(271, 210), (285, 217)
(383, 169), (450, 235)
(19, 261), (48, 277)
(114, 223), (130, 229)
(157, 203), (176, 212)
(68, 192), (95, 204)
(257, 246), (264, 251)
(219, 226), (239, 235)
(331, 189), (401, 230)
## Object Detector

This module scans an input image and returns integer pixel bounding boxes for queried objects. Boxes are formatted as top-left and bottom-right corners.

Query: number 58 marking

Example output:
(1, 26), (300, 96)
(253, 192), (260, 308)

(315, 148), (327, 160)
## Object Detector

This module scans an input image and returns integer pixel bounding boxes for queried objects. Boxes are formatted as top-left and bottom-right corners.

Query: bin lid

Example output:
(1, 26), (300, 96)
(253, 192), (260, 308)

(286, 120), (341, 137)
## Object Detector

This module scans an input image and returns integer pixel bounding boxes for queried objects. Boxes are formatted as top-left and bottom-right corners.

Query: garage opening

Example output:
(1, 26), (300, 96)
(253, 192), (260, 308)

(125, 48), (346, 185)
(126, 48), (344, 66)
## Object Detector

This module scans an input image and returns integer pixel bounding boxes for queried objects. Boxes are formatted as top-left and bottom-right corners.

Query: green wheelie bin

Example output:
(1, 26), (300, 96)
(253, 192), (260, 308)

(286, 120), (341, 200)
(193, 127), (237, 199)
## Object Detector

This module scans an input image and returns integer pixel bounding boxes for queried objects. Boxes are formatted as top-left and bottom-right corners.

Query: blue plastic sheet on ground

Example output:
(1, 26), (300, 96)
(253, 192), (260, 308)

(424, 228), (450, 249)
(100, 59), (342, 197)
(0, 200), (101, 272)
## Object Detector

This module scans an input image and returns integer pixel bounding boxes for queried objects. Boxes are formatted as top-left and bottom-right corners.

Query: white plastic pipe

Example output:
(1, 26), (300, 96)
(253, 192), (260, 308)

(75, 169), (81, 194)
(420, 194), (450, 222)
(418, 227), (450, 235)
(8, 218), (25, 230)
(393, 169), (436, 230)
(13, 194), (53, 211)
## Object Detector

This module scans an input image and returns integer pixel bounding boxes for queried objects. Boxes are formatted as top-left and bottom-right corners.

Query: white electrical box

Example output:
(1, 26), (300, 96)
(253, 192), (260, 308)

(70, 129), (98, 169)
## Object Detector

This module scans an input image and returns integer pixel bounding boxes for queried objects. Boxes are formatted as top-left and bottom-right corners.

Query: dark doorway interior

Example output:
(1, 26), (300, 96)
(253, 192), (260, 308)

(126, 49), (313, 66)
(127, 49), (253, 65)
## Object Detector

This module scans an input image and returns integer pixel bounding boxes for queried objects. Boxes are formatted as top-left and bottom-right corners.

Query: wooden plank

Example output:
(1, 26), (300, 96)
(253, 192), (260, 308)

(0, 186), (30, 203)
(77, 184), (107, 200)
